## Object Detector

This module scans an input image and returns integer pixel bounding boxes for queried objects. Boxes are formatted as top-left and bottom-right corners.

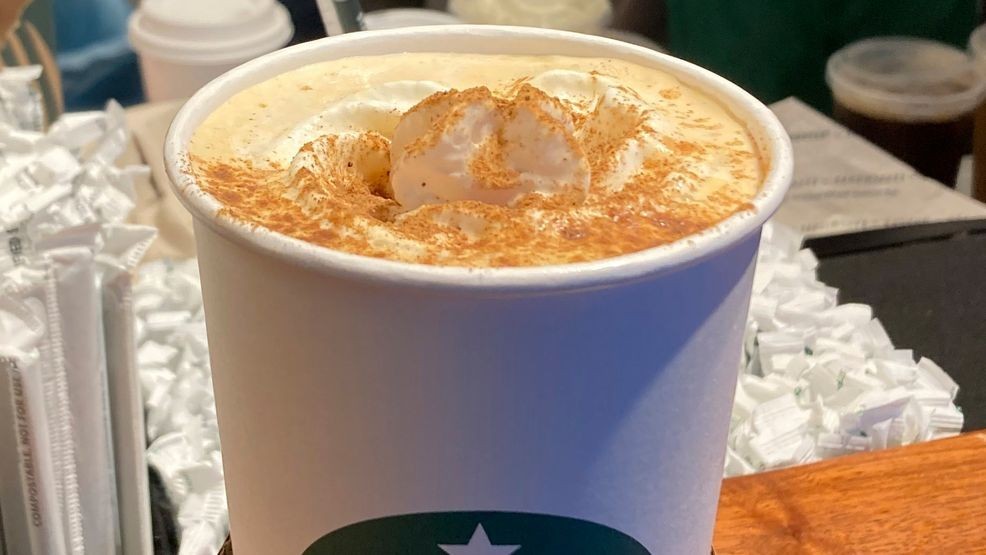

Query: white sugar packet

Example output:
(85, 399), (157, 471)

(0, 66), (44, 133)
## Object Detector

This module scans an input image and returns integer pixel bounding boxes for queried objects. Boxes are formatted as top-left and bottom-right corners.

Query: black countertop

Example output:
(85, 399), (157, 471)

(816, 230), (986, 431)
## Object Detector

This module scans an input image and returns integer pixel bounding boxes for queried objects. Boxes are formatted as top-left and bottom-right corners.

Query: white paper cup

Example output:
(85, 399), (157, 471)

(128, 0), (293, 102)
(165, 26), (792, 554)
(449, 0), (612, 33)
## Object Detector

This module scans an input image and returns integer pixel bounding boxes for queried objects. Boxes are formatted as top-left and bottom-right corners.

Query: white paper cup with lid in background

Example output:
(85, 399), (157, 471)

(128, 0), (293, 102)
(362, 8), (462, 30)
(826, 36), (986, 188)
(449, 0), (612, 32)
(165, 26), (792, 554)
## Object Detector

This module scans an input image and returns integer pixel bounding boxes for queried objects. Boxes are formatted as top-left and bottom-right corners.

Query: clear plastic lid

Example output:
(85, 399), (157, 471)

(826, 37), (986, 122)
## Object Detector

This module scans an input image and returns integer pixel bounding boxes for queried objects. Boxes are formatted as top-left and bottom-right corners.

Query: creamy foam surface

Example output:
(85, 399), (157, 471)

(188, 53), (765, 267)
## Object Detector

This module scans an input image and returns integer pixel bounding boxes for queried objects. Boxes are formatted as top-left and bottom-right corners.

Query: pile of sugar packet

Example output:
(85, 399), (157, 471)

(726, 224), (963, 476)
(0, 67), (155, 555)
(134, 259), (226, 555)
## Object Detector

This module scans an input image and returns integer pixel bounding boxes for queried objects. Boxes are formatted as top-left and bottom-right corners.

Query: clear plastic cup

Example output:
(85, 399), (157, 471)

(826, 37), (986, 187)
(165, 26), (792, 554)
(968, 25), (986, 200)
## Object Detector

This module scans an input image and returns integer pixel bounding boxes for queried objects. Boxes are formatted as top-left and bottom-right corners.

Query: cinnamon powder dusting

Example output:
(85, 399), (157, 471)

(190, 58), (764, 268)
(194, 129), (756, 268)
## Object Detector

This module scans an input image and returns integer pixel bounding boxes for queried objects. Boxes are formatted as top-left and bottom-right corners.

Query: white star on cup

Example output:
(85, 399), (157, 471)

(438, 523), (520, 554)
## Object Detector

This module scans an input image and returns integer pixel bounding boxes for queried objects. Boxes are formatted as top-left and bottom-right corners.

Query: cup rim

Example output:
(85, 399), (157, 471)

(165, 25), (793, 293)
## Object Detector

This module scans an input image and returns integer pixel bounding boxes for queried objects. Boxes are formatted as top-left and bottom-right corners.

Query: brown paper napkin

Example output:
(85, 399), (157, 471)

(122, 100), (198, 261)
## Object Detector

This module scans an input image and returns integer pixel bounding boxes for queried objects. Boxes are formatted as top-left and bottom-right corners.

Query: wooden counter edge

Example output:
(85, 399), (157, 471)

(714, 431), (986, 553)
(219, 432), (986, 554)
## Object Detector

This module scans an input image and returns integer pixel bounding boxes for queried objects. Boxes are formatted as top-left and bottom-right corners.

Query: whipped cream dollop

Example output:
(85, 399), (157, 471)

(532, 70), (677, 190)
(270, 80), (446, 162)
(390, 84), (590, 209)
(190, 52), (763, 267)
(280, 70), (679, 213)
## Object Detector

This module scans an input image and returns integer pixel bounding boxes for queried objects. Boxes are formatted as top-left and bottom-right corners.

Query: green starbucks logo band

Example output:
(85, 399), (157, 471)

(304, 511), (651, 554)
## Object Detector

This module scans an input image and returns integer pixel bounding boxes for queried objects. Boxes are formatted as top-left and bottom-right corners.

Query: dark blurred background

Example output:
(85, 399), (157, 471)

(15, 0), (982, 111)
